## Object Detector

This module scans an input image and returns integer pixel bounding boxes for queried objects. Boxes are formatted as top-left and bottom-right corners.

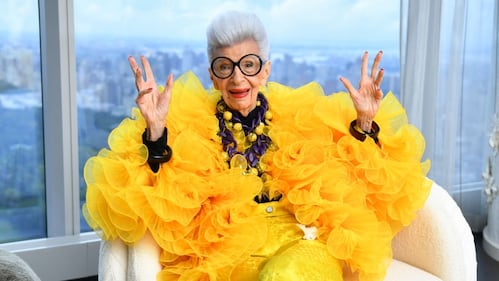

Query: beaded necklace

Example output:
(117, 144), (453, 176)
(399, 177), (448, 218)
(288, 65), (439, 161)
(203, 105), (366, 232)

(216, 93), (272, 176)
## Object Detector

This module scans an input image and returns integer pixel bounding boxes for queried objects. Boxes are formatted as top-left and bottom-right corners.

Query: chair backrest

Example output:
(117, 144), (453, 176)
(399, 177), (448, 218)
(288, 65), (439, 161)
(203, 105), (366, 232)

(392, 182), (477, 281)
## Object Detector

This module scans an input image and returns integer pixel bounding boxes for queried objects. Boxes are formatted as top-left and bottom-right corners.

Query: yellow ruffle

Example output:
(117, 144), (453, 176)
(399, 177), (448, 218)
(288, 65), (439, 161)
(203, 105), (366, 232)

(84, 72), (431, 281)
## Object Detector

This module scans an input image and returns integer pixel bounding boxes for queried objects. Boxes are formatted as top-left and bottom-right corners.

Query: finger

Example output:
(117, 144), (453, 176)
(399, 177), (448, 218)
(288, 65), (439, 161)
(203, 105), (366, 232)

(371, 50), (383, 79)
(159, 74), (174, 109)
(128, 56), (142, 78)
(361, 51), (369, 79)
(132, 68), (145, 91)
(136, 87), (153, 103)
(375, 68), (384, 86)
(128, 56), (144, 89)
(339, 76), (357, 95)
(128, 55), (138, 71)
(140, 55), (155, 82)
(137, 87), (153, 97)
(163, 74), (174, 94)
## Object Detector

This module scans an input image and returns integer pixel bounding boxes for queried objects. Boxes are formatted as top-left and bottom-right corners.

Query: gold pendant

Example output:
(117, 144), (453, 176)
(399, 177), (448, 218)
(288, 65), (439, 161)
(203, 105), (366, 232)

(230, 154), (248, 171)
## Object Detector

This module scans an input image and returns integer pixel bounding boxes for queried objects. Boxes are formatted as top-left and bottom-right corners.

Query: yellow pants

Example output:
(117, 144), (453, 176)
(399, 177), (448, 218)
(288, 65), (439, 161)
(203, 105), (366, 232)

(223, 201), (343, 281)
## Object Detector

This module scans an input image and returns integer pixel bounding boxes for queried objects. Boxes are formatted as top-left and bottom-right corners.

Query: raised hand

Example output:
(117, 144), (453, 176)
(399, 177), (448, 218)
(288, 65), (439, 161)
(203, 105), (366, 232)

(339, 51), (384, 132)
(128, 55), (173, 141)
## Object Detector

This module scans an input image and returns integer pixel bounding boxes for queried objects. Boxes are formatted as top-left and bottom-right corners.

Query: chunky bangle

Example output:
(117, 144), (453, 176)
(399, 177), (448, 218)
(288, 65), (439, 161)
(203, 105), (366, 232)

(148, 145), (172, 163)
(142, 127), (173, 164)
(349, 120), (380, 143)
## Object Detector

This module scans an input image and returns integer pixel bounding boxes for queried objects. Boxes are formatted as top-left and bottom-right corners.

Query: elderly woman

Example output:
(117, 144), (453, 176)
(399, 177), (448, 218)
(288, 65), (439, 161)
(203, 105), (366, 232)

(84, 11), (431, 281)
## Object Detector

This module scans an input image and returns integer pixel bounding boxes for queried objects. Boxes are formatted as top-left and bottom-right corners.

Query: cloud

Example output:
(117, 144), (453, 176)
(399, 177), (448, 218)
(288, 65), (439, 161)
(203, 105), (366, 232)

(0, 0), (39, 35)
(1, 0), (399, 49)
(264, 0), (399, 46)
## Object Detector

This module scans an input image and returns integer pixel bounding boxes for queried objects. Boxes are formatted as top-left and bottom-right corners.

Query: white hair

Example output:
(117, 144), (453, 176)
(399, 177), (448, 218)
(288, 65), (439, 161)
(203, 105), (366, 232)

(206, 11), (269, 62)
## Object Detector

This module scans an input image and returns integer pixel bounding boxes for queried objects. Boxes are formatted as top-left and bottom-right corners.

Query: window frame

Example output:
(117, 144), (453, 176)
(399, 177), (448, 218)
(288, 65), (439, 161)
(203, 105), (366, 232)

(41, 0), (78, 238)
(494, 1), (499, 113)
(1, 0), (496, 280)
(0, 1), (99, 280)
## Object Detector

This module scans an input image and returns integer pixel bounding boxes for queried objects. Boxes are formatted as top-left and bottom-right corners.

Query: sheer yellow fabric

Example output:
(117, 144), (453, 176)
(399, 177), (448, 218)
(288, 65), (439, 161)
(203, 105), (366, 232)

(83, 72), (431, 281)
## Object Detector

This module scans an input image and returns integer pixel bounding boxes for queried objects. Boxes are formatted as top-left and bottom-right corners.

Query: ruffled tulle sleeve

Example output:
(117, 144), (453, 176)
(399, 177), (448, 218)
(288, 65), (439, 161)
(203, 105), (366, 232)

(265, 82), (431, 281)
(322, 92), (432, 233)
(83, 72), (271, 280)
(83, 108), (152, 243)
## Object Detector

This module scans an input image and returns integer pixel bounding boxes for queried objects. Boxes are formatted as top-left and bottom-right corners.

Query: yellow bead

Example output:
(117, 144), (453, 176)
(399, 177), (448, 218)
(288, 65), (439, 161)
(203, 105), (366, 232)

(263, 126), (271, 135)
(249, 168), (259, 175)
(256, 100), (261, 106)
(255, 124), (264, 135)
(223, 111), (232, 121)
(233, 123), (243, 131)
(230, 154), (248, 171)
(265, 111), (273, 120)
(247, 133), (257, 142)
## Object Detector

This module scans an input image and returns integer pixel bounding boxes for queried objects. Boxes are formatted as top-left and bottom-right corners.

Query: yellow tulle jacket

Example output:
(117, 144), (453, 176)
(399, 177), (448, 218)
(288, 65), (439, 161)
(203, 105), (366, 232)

(83, 71), (431, 281)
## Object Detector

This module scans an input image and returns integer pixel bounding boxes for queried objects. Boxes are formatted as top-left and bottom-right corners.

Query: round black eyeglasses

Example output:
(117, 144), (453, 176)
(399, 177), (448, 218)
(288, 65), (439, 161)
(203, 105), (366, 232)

(210, 54), (264, 79)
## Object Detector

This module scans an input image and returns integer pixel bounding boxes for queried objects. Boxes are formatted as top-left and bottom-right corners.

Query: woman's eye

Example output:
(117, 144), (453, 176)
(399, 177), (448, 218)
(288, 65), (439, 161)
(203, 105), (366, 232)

(243, 62), (254, 68)
(219, 64), (231, 71)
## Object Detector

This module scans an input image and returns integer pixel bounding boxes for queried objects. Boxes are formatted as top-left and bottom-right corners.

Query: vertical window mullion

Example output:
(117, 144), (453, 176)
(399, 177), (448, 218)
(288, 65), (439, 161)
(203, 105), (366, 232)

(494, 1), (499, 113)
(39, 0), (79, 237)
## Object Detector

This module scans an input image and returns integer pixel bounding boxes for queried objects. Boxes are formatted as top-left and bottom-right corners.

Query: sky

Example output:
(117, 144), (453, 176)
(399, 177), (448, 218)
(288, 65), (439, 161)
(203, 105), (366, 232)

(1, 0), (400, 48)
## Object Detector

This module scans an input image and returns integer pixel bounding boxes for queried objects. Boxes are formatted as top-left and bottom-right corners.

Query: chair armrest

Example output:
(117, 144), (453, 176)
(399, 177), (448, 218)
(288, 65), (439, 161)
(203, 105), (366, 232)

(391, 181), (477, 281)
(99, 232), (161, 281)
(98, 239), (127, 281)
(127, 232), (161, 281)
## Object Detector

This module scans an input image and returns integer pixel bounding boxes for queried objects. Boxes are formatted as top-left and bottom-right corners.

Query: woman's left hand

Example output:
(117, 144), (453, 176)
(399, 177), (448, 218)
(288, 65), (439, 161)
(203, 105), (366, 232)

(340, 50), (384, 132)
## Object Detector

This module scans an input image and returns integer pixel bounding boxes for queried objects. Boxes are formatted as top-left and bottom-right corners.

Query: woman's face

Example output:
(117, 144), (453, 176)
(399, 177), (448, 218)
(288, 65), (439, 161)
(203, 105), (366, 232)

(209, 39), (271, 117)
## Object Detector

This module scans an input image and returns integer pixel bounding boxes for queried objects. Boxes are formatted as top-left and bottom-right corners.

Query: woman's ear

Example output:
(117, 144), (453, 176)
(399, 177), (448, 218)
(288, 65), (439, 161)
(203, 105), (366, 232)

(260, 60), (272, 86)
(208, 68), (220, 90)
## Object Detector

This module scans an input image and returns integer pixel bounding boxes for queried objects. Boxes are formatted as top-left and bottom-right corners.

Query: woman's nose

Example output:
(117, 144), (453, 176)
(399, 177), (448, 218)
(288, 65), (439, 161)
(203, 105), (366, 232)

(230, 65), (246, 82)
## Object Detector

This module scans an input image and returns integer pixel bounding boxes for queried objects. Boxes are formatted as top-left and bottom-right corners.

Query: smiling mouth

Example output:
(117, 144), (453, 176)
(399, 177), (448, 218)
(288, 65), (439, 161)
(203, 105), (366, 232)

(229, 89), (250, 98)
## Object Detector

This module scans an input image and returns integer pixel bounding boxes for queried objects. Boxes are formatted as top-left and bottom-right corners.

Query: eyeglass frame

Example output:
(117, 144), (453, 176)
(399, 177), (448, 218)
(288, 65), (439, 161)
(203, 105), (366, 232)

(210, 53), (266, 79)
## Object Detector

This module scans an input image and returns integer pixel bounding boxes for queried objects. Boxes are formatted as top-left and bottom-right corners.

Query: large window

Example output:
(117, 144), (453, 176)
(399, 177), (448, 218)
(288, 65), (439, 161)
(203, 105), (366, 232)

(399, 0), (498, 230)
(0, 0), (402, 243)
(74, 0), (401, 230)
(0, 1), (496, 280)
(0, 0), (46, 243)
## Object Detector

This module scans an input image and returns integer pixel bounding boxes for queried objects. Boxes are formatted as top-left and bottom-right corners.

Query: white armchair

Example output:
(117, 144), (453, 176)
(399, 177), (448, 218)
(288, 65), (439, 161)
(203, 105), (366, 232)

(98, 182), (477, 281)
(387, 182), (477, 281)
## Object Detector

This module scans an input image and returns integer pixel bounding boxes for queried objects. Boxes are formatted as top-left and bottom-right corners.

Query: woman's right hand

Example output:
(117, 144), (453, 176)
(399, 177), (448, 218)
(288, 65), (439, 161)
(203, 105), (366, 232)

(128, 55), (173, 141)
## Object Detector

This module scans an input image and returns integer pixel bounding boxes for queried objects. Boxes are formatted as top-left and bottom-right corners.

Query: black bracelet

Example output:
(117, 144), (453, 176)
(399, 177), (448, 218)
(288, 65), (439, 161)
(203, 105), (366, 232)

(148, 145), (172, 163)
(349, 120), (380, 143)
(142, 127), (173, 164)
